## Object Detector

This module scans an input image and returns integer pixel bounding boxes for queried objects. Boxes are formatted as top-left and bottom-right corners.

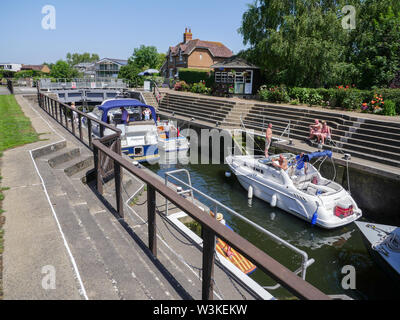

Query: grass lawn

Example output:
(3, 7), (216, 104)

(0, 95), (40, 152)
(0, 94), (40, 299)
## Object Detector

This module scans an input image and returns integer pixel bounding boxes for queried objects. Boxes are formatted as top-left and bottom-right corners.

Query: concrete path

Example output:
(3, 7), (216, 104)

(1, 95), (83, 299)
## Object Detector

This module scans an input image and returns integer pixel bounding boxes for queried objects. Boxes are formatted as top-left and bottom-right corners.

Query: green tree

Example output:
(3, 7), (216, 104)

(118, 45), (164, 86)
(239, 0), (353, 88)
(129, 45), (161, 70)
(66, 52), (100, 66)
(349, 1), (400, 88)
(239, 0), (400, 89)
(50, 60), (79, 80)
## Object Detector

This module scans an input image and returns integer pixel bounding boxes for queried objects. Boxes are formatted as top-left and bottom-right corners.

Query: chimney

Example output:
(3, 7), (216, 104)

(183, 28), (193, 43)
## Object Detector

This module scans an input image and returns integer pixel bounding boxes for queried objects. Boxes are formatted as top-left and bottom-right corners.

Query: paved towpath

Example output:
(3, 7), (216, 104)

(2, 95), (82, 299)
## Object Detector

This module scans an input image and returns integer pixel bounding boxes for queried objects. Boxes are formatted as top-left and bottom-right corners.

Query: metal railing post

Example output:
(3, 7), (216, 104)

(87, 118), (93, 149)
(147, 185), (157, 257)
(114, 139), (123, 218)
(78, 114), (83, 141)
(59, 102), (63, 125)
(71, 109), (75, 136)
(95, 147), (103, 195)
(202, 226), (215, 300)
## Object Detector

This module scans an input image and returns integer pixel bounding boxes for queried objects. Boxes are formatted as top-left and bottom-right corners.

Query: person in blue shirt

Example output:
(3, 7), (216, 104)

(120, 107), (129, 124)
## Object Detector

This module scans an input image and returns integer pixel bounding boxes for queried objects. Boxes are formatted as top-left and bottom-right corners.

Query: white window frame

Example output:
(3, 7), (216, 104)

(215, 72), (221, 83)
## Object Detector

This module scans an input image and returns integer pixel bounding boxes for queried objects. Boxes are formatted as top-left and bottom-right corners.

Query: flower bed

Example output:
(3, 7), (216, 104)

(258, 85), (400, 116)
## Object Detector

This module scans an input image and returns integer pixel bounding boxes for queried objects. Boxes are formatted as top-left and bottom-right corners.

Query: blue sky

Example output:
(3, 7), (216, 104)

(0, 0), (253, 64)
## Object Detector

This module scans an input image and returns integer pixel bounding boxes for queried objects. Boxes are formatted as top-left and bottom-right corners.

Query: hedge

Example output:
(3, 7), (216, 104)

(258, 85), (400, 115)
(178, 68), (214, 87)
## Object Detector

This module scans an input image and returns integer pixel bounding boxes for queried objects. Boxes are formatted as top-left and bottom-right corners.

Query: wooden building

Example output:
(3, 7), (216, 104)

(211, 56), (261, 96)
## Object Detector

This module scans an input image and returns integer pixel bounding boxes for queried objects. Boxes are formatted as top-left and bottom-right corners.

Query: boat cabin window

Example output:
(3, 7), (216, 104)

(254, 167), (264, 174)
(106, 107), (153, 126)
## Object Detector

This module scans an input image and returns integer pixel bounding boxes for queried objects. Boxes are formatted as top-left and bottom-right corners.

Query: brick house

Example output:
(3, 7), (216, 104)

(21, 64), (51, 74)
(162, 28), (233, 79)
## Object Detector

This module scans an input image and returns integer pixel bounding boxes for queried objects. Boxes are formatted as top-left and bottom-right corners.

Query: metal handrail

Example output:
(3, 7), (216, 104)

(163, 169), (314, 283)
(91, 138), (330, 300)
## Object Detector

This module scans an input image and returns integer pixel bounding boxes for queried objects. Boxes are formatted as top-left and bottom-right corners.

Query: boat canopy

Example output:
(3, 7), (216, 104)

(98, 99), (157, 124)
(296, 150), (333, 169)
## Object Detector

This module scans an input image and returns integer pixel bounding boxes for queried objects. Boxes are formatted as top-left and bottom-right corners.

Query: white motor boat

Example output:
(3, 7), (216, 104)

(355, 221), (400, 282)
(157, 120), (189, 153)
(226, 151), (362, 229)
(84, 99), (160, 163)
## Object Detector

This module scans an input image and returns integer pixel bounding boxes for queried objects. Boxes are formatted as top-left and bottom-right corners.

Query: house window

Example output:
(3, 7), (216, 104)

(179, 50), (182, 61)
(170, 53), (173, 63)
(221, 72), (227, 83)
(235, 72), (244, 83)
(169, 69), (173, 78)
(215, 72), (230, 83)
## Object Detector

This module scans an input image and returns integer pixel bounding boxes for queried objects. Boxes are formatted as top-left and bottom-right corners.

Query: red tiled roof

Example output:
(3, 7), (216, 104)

(170, 39), (232, 58)
(21, 64), (45, 71)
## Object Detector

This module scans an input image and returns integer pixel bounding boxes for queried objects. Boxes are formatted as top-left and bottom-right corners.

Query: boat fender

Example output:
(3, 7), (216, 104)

(311, 210), (318, 226)
(225, 171), (232, 178)
(248, 186), (253, 199)
(270, 194), (277, 207)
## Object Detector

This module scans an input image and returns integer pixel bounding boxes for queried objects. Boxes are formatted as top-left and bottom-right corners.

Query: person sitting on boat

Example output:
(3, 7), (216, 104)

(317, 121), (331, 145)
(120, 107), (130, 125)
(308, 119), (322, 141)
(272, 154), (288, 171)
(265, 123), (273, 158)
(142, 108), (151, 121)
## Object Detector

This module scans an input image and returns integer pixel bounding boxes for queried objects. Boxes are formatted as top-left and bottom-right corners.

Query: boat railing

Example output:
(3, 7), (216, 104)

(163, 169), (315, 289)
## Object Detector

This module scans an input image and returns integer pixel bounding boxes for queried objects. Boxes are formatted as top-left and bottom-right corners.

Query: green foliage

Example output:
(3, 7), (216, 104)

(382, 100), (397, 116)
(349, 2), (400, 89)
(306, 90), (323, 107)
(50, 60), (79, 80)
(0, 95), (40, 152)
(130, 45), (163, 70)
(185, 221), (202, 237)
(178, 68), (213, 85)
(14, 70), (46, 79)
(258, 85), (290, 103)
(259, 84), (400, 114)
(66, 52), (99, 66)
(118, 45), (164, 86)
(190, 81), (211, 94)
(239, 0), (400, 89)
(174, 81), (190, 92)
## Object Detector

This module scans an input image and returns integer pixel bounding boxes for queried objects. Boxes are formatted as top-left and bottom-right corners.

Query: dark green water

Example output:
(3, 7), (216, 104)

(146, 156), (399, 300)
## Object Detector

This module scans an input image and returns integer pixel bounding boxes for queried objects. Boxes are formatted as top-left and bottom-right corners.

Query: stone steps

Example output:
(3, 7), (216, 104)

(32, 140), (256, 300)
(33, 144), (179, 299)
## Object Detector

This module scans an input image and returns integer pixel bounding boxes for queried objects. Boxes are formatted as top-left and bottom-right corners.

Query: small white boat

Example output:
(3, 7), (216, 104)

(85, 99), (160, 163)
(226, 151), (362, 229)
(157, 120), (189, 153)
(355, 221), (400, 282)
